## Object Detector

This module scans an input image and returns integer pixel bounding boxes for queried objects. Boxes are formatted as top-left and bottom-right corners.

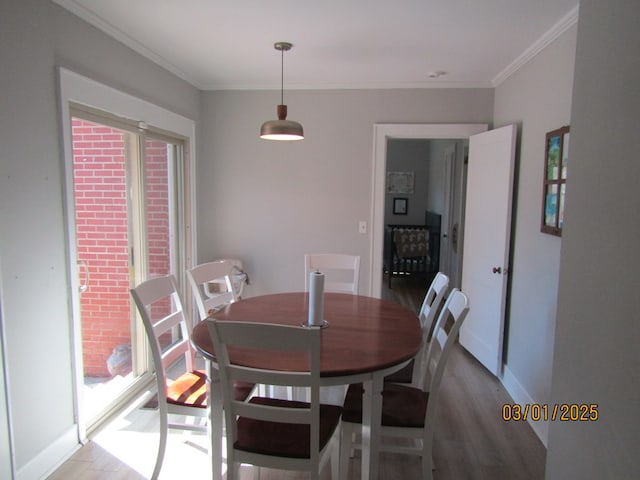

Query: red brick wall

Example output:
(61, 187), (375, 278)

(143, 139), (173, 350)
(72, 119), (171, 377)
(144, 139), (171, 278)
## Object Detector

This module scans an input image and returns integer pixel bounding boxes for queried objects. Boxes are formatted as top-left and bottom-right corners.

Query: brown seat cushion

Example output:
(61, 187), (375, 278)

(342, 382), (428, 428)
(167, 370), (254, 407)
(167, 370), (208, 407)
(235, 397), (343, 458)
(232, 380), (256, 401)
(384, 358), (415, 383)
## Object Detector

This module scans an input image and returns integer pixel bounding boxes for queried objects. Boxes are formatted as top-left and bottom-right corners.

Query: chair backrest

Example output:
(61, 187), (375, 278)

(208, 320), (322, 465)
(187, 260), (238, 320)
(420, 288), (469, 394)
(416, 288), (469, 448)
(419, 272), (450, 333)
(304, 253), (361, 294)
(411, 272), (449, 384)
(130, 275), (194, 396)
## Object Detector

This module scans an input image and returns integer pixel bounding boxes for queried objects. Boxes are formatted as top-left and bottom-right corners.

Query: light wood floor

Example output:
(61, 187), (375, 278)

(49, 276), (545, 479)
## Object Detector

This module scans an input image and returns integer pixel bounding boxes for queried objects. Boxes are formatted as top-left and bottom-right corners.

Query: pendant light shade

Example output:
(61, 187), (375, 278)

(260, 42), (304, 141)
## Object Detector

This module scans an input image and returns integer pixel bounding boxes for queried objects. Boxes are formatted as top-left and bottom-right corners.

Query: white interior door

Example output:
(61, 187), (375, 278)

(460, 124), (516, 377)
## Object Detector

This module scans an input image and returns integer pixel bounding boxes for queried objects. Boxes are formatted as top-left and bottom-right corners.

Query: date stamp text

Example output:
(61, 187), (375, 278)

(502, 403), (599, 422)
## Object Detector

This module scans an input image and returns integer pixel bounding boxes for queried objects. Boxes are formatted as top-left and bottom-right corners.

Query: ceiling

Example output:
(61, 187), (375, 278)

(53, 0), (579, 91)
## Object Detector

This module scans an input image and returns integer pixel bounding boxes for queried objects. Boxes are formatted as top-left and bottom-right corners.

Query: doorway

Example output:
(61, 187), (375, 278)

(369, 124), (488, 297)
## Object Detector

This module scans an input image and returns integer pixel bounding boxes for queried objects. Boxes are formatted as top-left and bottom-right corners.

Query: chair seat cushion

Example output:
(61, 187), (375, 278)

(384, 358), (415, 383)
(235, 397), (342, 458)
(167, 370), (208, 407)
(167, 370), (254, 407)
(232, 380), (256, 401)
(342, 383), (428, 428)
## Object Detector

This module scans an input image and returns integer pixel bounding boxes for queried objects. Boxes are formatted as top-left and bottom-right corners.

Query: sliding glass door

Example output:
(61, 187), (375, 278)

(70, 108), (187, 431)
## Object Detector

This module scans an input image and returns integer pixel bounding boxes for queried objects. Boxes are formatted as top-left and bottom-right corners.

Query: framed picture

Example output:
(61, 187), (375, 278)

(393, 197), (408, 215)
(541, 125), (569, 236)
(386, 171), (414, 194)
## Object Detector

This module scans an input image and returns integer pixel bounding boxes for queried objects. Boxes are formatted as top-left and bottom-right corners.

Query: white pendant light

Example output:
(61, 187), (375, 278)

(260, 42), (304, 141)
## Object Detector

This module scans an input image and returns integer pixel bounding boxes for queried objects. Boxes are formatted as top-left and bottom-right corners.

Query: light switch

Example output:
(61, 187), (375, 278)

(358, 221), (367, 234)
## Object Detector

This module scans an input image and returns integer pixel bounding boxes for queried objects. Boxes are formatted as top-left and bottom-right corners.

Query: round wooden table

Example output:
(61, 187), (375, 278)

(191, 292), (421, 480)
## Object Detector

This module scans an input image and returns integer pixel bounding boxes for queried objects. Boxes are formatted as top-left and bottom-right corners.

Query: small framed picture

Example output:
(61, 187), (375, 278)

(386, 171), (414, 194)
(393, 197), (408, 215)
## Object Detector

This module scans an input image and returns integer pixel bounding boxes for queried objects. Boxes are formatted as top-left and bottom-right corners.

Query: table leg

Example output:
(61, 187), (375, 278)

(207, 361), (224, 480)
(361, 374), (383, 480)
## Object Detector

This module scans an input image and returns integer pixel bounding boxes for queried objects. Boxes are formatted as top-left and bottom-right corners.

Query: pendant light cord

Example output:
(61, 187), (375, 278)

(280, 47), (284, 105)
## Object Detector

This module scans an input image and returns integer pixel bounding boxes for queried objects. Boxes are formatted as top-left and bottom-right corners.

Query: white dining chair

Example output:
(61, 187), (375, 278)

(339, 289), (470, 480)
(208, 320), (342, 480)
(304, 253), (360, 294)
(186, 259), (240, 322)
(385, 272), (449, 386)
(130, 274), (254, 480)
(130, 275), (209, 480)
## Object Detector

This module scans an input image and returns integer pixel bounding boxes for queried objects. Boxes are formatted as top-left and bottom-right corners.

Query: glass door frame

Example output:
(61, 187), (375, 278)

(58, 68), (196, 442)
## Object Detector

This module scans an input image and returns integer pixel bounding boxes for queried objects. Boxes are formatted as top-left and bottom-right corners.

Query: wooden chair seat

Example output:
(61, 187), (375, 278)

(232, 380), (258, 401)
(166, 371), (254, 407)
(236, 397), (342, 458)
(342, 382), (428, 428)
(166, 370), (208, 407)
(383, 358), (415, 383)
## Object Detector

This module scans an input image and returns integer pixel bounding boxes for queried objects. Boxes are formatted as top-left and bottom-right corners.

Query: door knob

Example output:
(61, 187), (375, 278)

(492, 266), (502, 274)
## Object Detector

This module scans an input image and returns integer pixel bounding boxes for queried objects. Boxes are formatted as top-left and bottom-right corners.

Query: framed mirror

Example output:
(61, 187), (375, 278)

(541, 126), (569, 236)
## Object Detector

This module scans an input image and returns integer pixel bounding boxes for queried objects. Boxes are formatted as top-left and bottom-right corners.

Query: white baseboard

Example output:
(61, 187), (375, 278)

(501, 365), (549, 447)
(17, 426), (79, 480)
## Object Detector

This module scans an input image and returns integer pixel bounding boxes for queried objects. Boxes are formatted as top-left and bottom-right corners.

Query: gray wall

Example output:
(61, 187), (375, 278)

(547, 1), (640, 478)
(0, 0), (199, 476)
(198, 88), (493, 296)
(385, 140), (430, 225)
(493, 25), (577, 443)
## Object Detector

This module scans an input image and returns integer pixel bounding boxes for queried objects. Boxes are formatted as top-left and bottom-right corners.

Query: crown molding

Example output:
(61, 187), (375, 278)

(201, 80), (494, 91)
(52, 0), (204, 89)
(492, 5), (579, 87)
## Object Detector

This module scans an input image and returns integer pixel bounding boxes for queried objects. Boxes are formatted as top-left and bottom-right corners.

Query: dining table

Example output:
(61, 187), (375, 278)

(191, 291), (421, 480)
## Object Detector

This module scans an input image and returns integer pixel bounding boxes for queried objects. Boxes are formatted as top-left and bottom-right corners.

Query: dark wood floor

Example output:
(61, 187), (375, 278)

(49, 275), (546, 479)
